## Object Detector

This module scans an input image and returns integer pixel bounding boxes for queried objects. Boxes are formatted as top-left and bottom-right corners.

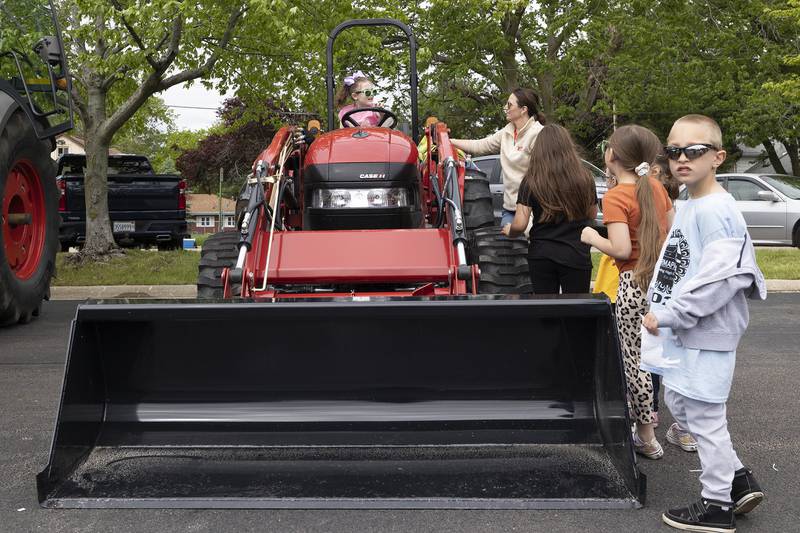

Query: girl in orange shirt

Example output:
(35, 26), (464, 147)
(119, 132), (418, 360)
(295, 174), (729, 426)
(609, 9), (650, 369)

(581, 125), (674, 459)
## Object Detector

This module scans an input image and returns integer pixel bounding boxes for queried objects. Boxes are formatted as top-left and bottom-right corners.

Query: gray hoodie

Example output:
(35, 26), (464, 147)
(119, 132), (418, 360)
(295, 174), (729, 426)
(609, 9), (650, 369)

(649, 234), (767, 351)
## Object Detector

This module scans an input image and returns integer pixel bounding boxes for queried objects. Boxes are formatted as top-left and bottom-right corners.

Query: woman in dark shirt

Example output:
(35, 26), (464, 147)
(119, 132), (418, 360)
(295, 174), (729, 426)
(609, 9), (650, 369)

(502, 124), (597, 294)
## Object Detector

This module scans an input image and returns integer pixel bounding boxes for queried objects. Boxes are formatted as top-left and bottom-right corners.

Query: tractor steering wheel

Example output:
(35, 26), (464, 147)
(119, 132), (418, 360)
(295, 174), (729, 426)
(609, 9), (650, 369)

(340, 107), (398, 129)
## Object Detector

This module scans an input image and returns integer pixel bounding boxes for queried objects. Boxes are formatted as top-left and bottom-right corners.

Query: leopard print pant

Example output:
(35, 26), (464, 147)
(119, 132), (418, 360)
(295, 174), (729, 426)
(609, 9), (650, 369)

(615, 270), (656, 425)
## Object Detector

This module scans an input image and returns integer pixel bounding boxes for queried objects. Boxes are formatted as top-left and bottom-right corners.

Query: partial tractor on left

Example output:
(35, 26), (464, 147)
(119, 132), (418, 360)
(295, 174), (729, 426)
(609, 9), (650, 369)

(0, 0), (73, 325)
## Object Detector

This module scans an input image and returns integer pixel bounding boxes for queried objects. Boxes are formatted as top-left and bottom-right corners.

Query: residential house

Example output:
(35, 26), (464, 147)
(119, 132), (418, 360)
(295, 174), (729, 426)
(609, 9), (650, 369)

(733, 142), (794, 175)
(52, 134), (122, 159)
(187, 193), (237, 234)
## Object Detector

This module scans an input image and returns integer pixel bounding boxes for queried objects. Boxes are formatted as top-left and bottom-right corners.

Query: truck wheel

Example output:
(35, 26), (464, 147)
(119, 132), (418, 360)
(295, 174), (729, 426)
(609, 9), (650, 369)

(197, 231), (242, 298)
(463, 170), (494, 232)
(469, 226), (531, 294)
(0, 111), (58, 326)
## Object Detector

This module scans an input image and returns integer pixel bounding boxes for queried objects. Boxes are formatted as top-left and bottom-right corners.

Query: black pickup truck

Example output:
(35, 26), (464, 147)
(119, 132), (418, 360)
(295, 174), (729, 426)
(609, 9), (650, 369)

(57, 154), (188, 251)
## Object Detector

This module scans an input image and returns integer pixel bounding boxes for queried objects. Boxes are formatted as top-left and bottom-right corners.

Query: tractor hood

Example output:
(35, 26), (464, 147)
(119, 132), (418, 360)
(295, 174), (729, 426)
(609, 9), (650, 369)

(305, 128), (418, 167)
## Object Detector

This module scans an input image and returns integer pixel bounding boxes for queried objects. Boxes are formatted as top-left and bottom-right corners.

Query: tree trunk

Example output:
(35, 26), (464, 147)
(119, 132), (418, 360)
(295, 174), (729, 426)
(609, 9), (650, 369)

(82, 86), (117, 257)
(785, 139), (800, 177)
(763, 140), (787, 174)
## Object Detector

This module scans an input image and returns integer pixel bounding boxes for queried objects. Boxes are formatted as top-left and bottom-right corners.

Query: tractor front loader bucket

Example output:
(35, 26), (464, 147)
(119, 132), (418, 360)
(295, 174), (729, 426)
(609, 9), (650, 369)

(38, 296), (644, 509)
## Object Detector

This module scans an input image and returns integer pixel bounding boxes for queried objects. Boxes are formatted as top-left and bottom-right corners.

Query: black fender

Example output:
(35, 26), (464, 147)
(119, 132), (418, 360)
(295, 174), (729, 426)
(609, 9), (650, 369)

(0, 90), (21, 140)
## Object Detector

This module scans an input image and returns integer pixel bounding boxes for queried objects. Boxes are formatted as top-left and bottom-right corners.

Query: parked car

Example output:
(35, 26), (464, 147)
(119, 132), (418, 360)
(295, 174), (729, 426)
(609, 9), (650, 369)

(57, 154), (189, 251)
(471, 154), (607, 225)
(675, 173), (800, 247)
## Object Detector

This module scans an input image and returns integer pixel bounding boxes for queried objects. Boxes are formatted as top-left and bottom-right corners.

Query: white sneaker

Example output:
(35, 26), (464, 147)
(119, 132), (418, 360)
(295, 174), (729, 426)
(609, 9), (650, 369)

(633, 433), (664, 459)
(666, 422), (698, 452)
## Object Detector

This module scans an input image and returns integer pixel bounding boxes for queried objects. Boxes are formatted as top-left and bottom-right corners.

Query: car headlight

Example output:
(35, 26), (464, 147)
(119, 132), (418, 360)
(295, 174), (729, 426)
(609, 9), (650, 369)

(313, 188), (409, 209)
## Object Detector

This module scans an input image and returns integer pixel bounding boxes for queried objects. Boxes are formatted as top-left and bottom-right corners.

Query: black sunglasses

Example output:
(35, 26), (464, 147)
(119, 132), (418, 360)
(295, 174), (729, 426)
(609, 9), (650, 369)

(354, 89), (378, 97)
(664, 143), (718, 161)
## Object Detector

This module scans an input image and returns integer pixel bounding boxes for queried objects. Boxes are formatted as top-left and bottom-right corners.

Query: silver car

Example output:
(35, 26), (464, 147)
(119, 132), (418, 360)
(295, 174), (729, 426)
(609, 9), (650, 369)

(675, 173), (800, 247)
(471, 154), (607, 225)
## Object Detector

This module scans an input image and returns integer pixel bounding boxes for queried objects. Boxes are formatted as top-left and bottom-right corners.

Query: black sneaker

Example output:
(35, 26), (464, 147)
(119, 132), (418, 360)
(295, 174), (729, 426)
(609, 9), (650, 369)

(731, 466), (764, 515)
(662, 498), (735, 532)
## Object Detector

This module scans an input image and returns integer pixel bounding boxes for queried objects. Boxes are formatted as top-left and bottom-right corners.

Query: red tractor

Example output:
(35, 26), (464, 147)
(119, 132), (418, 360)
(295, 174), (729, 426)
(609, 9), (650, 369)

(196, 21), (529, 300)
(38, 19), (643, 510)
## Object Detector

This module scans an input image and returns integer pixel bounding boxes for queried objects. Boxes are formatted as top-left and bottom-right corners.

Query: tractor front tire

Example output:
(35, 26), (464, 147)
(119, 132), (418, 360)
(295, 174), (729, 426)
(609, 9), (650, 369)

(470, 226), (532, 294)
(0, 111), (59, 326)
(197, 231), (242, 298)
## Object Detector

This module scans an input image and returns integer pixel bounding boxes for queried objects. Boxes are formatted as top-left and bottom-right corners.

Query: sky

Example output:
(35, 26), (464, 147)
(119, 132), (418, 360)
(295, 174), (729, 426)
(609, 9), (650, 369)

(162, 82), (235, 131)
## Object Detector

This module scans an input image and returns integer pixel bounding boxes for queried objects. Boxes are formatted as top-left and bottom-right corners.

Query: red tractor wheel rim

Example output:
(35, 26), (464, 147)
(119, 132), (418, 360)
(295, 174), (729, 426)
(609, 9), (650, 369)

(3, 159), (46, 280)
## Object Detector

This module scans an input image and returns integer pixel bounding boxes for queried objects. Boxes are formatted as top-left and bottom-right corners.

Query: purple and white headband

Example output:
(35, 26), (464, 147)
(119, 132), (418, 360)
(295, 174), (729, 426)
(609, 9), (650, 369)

(344, 70), (366, 87)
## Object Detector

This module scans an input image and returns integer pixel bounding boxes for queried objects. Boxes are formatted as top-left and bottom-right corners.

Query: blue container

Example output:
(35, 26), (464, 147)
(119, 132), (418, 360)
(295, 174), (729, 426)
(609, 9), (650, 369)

(182, 238), (196, 249)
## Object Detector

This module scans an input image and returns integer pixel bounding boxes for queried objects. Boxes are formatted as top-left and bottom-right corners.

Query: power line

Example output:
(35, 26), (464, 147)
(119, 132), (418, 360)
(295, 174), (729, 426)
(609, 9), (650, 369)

(164, 104), (219, 110)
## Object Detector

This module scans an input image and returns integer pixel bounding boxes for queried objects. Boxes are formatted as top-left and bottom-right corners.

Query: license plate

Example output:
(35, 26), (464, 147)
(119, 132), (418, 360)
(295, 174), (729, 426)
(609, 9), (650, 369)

(113, 221), (135, 232)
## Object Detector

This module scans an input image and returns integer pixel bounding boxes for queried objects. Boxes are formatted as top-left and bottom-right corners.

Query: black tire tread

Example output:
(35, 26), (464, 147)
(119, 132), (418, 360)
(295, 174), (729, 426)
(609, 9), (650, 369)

(463, 172), (494, 231)
(197, 231), (241, 298)
(470, 226), (532, 294)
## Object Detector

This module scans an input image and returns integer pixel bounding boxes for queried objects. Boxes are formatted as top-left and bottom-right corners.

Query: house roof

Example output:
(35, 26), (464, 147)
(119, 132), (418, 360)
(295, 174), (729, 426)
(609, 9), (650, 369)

(187, 193), (236, 215)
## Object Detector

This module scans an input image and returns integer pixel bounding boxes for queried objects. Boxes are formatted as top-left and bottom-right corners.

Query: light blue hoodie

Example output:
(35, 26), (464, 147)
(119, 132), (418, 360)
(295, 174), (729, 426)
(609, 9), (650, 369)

(644, 192), (766, 403)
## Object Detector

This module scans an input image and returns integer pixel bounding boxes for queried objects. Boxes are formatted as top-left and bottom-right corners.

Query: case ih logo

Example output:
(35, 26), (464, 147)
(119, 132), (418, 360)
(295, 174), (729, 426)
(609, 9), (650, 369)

(359, 173), (385, 179)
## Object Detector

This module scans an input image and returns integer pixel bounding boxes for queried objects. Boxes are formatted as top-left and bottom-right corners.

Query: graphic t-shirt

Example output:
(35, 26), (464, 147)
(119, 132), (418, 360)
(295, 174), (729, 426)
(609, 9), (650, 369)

(645, 192), (747, 403)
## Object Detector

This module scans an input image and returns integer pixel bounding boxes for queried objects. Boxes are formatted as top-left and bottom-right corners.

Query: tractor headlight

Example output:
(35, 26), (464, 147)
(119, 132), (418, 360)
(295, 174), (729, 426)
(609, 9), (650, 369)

(313, 188), (409, 209)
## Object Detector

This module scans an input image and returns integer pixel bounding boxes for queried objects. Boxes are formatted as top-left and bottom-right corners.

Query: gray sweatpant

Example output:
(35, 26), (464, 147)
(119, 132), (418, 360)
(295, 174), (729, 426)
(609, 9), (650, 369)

(664, 386), (745, 502)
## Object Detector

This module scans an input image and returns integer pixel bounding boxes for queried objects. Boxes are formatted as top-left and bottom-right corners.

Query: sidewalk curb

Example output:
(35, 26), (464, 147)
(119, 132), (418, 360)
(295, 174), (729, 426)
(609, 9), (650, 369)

(50, 285), (197, 300)
(49, 280), (800, 300)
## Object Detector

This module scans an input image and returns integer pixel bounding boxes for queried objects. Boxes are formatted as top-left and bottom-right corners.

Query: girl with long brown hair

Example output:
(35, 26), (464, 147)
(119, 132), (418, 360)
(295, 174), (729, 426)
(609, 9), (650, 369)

(504, 124), (597, 293)
(580, 124), (674, 459)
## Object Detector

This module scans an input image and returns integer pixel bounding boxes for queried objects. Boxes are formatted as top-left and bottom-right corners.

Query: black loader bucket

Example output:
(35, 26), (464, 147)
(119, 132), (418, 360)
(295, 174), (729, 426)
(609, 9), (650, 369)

(37, 295), (644, 509)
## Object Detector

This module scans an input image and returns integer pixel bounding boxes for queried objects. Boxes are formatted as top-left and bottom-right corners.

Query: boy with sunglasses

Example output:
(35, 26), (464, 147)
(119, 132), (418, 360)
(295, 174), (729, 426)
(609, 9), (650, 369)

(642, 115), (766, 533)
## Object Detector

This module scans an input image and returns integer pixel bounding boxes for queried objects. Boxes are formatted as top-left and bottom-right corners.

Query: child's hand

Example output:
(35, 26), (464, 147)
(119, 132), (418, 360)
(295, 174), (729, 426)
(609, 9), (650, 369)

(642, 312), (659, 335)
(581, 226), (598, 246)
(501, 223), (511, 236)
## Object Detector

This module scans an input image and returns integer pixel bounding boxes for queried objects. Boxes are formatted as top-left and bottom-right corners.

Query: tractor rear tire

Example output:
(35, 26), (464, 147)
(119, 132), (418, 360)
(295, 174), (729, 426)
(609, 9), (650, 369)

(0, 111), (59, 326)
(197, 231), (242, 298)
(470, 226), (532, 294)
(463, 170), (494, 232)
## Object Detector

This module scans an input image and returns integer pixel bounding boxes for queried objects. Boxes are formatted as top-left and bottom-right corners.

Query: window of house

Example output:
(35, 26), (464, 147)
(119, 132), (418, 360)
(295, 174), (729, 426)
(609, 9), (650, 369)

(197, 216), (214, 227)
(57, 146), (69, 156)
(224, 215), (235, 227)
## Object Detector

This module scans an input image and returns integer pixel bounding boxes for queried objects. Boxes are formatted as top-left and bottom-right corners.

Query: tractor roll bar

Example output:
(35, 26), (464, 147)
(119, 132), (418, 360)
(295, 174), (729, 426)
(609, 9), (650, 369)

(326, 18), (419, 143)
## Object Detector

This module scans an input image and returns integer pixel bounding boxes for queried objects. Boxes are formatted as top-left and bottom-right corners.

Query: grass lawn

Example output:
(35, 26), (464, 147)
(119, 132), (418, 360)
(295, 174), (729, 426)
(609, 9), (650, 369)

(54, 249), (200, 286)
(52, 246), (799, 286)
(590, 248), (800, 280)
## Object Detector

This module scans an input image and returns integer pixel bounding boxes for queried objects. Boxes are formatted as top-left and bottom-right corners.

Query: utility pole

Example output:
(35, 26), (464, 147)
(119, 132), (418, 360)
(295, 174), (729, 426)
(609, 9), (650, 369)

(612, 103), (617, 131)
(218, 167), (223, 231)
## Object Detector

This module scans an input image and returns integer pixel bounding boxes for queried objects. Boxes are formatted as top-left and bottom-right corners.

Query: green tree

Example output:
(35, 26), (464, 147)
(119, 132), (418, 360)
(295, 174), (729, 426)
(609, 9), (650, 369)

(403, 0), (615, 144)
(62, 0), (246, 258)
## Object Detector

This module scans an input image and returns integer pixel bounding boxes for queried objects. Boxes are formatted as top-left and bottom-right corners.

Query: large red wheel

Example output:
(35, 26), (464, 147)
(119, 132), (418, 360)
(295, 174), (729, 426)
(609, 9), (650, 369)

(0, 111), (59, 326)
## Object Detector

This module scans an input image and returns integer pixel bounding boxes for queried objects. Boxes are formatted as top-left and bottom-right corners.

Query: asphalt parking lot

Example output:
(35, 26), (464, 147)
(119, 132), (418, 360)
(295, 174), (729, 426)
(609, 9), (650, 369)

(1, 296), (798, 532)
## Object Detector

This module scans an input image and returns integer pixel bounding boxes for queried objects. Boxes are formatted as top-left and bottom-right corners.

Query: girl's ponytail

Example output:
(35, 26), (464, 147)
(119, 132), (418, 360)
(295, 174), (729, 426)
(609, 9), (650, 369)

(634, 169), (664, 289)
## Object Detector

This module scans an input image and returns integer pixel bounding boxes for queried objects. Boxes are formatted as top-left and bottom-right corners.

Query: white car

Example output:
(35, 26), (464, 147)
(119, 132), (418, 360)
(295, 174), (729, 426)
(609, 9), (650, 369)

(675, 173), (800, 247)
